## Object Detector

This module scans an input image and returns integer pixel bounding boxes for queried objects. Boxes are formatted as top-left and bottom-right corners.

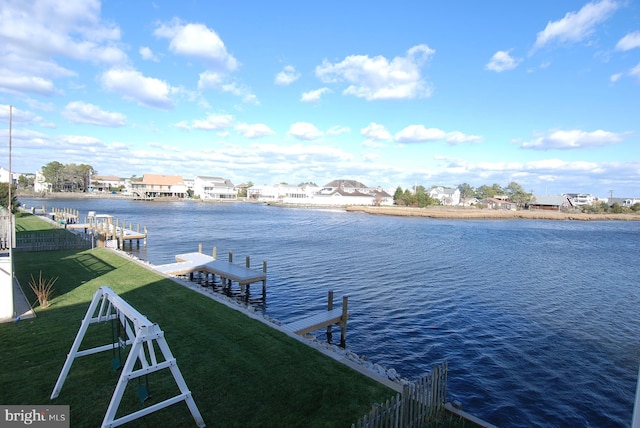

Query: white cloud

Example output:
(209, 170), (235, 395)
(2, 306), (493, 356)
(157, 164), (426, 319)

(301, 88), (330, 103)
(177, 113), (234, 131)
(198, 71), (224, 90)
(631, 63), (640, 81)
(485, 50), (521, 72)
(531, 0), (618, 53)
(394, 125), (482, 144)
(521, 129), (625, 150)
(361, 122), (392, 141)
(326, 126), (350, 136)
(615, 31), (640, 51)
(0, 72), (56, 96)
(100, 67), (174, 110)
(315, 44), (435, 100)
(62, 101), (126, 127)
(197, 71), (258, 104)
(236, 123), (275, 139)
(0, 0), (126, 95)
(154, 19), (238, 71)
(288, 122), (323, 141)
(610, 72), (622, 83)
(275, 65), (300, 85)
(140, 46), (159, 62)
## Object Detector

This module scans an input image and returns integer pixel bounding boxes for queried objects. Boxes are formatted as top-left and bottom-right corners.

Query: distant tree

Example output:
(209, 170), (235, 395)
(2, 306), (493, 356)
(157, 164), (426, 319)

(65, 163), (95, 192)
(0, 183), (19, 212)
(41, 161), (65, 192)
(402, 189), (416, 206)
(491, 183), (505, 196)
(393, 187), (404, 203)
(415, 186), (437, 207)
(505, 181), (533, 207)
(41, 162), (95, 192)
(17, 175), (28, 189)
(475, 184), (495, 199)
(457, 183), (475, 201)
(611, 202), (624, 214)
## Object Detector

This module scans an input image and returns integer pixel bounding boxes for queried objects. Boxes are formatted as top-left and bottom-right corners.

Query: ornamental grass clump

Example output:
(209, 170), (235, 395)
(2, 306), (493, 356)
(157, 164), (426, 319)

(28, 271), (58, 308)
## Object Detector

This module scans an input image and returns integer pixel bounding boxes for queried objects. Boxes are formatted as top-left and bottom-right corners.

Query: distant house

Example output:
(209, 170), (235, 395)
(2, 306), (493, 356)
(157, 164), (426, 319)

(131, 174), (187, 199)
(609, 197), (640, 207)
(90, 175), (122, 192)
(33, 171), (51, 193)
(247, 179), (393, 206)
(530, 195), (574, 211)
(564, 193), (596, 206)
(429, 187), (461, 206)
(460, 197), (479, 207)
(315, 180), (392, 206)
(0, 167), (10, 183)
(193, 176), (237, 200)
(481, 198), (518, 210)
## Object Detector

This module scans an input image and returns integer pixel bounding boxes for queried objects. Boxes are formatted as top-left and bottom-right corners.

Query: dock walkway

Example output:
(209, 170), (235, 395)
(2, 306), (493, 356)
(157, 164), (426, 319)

(282, 292), (349, 347)
(282, 308), (346, 335)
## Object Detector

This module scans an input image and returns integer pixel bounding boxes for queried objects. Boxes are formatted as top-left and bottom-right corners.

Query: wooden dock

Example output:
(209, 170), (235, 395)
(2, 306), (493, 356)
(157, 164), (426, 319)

(154, 245), (267, 300)
(66, 213), (147, 250)
(282, 291), (349, 347)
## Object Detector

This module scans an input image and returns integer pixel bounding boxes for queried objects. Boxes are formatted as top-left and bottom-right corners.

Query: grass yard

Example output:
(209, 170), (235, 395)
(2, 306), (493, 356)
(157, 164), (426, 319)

(1, 214), (395, 427)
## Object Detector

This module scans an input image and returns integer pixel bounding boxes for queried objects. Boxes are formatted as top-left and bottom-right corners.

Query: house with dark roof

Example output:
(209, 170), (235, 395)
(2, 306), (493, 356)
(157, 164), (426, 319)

(530, 195), (574, 211)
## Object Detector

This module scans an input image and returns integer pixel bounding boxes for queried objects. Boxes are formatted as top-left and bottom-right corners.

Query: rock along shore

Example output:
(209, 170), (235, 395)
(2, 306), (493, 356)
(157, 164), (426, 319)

(346, 205), (640, 221)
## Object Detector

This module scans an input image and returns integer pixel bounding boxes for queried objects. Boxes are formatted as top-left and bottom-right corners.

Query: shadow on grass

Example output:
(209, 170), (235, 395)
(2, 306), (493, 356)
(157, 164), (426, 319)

(3, 248), (395, 427)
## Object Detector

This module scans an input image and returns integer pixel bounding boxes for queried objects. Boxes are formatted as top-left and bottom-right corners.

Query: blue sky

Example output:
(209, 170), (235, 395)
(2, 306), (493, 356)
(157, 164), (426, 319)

(0, 0), (639, 198)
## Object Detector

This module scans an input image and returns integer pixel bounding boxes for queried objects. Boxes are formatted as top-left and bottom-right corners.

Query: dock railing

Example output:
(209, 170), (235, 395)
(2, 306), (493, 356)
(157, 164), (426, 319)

(351, 361), (448, 428)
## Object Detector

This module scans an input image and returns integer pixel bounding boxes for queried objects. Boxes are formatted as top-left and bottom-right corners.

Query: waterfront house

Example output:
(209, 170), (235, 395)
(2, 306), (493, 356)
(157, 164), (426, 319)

(564, 193), (596, 206)
(33, 171), (51, 193)
(89, 175), (122, 193)
(481, 197), (517, 210)
(131, 174), (187, 199)
(609, 197), (640, 207)
(193, 176), (237, 200)
(248, 180), (393, 206)
(247, 183), (319, 202)
(530, 195), (574, 211)
(429, 187), (461, 206)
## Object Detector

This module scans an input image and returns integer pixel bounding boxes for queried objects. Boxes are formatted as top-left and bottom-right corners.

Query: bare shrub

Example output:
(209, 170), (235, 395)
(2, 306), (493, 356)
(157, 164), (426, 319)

(28, 271), (58, 308)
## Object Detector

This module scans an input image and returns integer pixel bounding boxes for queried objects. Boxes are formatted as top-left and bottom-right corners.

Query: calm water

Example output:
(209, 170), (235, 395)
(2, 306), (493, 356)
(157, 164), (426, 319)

(22, 197), (640, 427)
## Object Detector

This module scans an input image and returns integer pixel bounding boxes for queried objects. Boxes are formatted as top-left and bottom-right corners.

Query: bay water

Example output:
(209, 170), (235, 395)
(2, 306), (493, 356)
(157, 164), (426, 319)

(21, 197), (640, 427)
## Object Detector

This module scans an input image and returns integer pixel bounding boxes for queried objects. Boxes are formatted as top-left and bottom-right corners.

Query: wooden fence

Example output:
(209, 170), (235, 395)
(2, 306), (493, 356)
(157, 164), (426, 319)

(14, 230), (92, 252)
(352, 362), (448, 428)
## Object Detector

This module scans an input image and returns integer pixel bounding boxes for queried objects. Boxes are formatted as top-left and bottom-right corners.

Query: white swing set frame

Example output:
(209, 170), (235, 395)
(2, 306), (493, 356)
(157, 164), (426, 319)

(50, 286), (205, 428)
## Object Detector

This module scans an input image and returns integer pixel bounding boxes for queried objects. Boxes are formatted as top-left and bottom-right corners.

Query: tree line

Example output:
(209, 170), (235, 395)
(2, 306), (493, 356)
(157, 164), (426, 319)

(393, 181), (534, 208)
(41, 161), (96, 193)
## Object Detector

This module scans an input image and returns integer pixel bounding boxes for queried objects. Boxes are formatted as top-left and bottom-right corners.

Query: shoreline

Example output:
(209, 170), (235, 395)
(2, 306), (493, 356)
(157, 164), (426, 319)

(345, 205), (640, 221)
(18, 192), (640, 221)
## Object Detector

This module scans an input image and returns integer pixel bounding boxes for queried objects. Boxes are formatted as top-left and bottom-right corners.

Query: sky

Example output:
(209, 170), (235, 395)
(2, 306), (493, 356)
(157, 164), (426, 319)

(0, 0), (639, 198)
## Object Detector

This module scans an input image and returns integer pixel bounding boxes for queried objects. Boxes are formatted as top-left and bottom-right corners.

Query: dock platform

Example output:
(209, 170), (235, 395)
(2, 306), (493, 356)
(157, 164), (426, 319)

(154, 246), (267, 300)
(282, 292), (349, 347)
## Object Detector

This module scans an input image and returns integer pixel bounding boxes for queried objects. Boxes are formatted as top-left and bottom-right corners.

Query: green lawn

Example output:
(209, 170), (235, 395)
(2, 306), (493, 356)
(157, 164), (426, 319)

(1, 214), (394, 427)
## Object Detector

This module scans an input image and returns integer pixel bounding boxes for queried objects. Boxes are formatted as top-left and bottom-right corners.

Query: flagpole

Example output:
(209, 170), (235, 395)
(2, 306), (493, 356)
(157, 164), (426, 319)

(8, 105), (14, 318)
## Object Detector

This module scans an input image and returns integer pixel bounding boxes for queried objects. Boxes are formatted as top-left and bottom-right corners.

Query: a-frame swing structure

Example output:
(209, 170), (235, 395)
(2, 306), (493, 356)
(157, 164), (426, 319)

(50, 286), (205, 428)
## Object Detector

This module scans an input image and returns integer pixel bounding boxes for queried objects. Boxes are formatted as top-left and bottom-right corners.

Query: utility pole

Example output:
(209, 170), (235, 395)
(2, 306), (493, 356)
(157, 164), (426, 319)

(609, 189), (614, 203)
